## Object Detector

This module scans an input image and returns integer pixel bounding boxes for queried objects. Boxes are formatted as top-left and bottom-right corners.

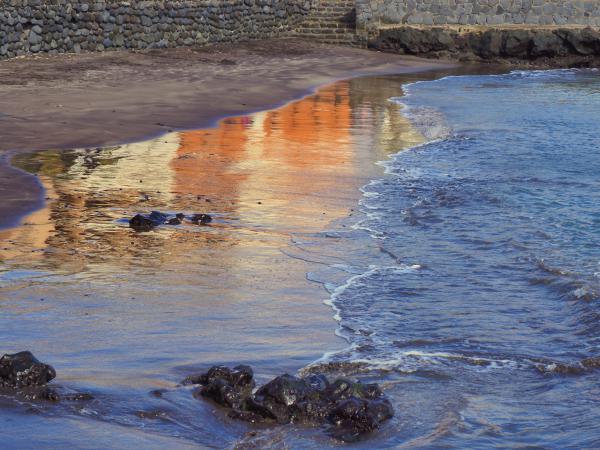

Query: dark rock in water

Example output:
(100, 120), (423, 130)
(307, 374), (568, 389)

(328, 397), (394, 442)
(190, 213), (212, 225)
(62, 392), (94, 402)
(129, 214), (158, 232)
(0, 351), (56, 388)
(250, 374), (315, 424)
(0, 352), (93, 404)
(227, 408), (266, 423)
(21, 386), (61, 402)
(186, 365), (393, 441)
(149, 211), (169, 223)
(186, 365), (254, 410)
(196, 378), (246, 409)
(129, 211), (190, 230)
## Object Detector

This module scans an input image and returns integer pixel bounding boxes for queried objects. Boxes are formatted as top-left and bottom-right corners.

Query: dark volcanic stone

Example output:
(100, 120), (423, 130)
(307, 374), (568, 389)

(371, 26), (600, 65)
(186, 365), (255, 410)
(0, 351), (56, 388)
(197, 378), (244, 409)
(251, 374), (316, 423)
(21, 386), (61, 402)
(188, 365), (393, 441)
(190, 213), (212, 225)
(328, 397), (393, 441)
(129, 214), (157, 231)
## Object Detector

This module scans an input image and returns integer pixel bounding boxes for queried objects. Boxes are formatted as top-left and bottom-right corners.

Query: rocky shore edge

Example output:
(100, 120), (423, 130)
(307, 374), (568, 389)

(369, 26), (600, 67)
(0, 351), (394, 442)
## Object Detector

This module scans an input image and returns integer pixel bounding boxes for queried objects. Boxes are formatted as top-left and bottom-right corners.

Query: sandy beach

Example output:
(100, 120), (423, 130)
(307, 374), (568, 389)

(0, 39), (451, 229)
(0, 41), (457, 447)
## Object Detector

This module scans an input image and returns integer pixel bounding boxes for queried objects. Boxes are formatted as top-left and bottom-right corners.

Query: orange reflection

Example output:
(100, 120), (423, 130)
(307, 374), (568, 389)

(0, 77), (423, 275)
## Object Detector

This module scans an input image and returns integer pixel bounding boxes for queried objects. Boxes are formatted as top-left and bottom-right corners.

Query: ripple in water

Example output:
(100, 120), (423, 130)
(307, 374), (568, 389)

(302, 69), (600, 447)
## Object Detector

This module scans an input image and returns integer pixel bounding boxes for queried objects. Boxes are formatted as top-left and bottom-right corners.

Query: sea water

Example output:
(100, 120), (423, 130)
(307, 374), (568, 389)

(2, 69), (600, 448)
(303, 68), (600, 448)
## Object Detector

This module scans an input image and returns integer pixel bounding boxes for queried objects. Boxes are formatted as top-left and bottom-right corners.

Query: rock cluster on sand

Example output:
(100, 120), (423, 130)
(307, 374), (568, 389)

(129, 211), (211, 231)
(183, 365), (394, 441)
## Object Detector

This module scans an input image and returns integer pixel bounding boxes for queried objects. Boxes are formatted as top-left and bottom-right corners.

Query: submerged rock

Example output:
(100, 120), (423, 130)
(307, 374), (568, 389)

(184, 365), (393, 441)
(0, 351), (56, 388)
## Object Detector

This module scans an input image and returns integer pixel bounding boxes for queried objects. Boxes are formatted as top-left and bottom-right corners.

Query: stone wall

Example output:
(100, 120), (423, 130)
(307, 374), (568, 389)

(298, 0), (362, 46)
(356, 0), (600, 31)
(0, 0), (311, 59)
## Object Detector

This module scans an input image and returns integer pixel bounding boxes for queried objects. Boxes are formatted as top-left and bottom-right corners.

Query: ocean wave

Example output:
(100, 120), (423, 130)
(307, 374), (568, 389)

(533, 259), (600, 302)
(304, 345), (600, 379)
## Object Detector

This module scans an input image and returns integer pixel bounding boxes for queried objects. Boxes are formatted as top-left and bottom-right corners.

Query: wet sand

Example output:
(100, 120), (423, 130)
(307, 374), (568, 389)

(0, 39), (452, 229)
(0, 71), (439, 447)
(0, 41), (460, 447)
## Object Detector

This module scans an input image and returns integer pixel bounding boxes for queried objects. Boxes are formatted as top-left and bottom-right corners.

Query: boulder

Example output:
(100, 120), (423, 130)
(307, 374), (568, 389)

(185, 365), (394, 441)
(129, 214), (158, 231)
(0, 351), (56, 388)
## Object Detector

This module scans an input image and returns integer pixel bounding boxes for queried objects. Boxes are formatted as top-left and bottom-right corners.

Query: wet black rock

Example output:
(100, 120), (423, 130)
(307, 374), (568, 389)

(0, 351), (56, 388)
(129, 211), (212, 231)
(21, 386), (61, 402)
(129, 214), (158, 232)
(190, 213), (212, 225)
(328, 397), (394, 442)
(0, 351), (93, 404)
(185, 365), (393, 441)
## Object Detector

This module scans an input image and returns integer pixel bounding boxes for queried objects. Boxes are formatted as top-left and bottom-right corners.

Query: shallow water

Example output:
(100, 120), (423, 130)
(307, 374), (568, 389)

(0, 75), (427, 448)
(4, 67), (598, 448)
(303, 68), (600, 448)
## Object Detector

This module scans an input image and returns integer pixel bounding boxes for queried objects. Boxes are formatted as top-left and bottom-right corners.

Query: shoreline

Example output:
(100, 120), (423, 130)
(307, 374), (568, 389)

(0, 67), (468, 447)
(0, 39), (454, 229)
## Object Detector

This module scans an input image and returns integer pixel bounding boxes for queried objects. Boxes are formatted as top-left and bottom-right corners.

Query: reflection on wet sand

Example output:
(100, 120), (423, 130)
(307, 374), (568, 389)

(0, 78), (424, 446)
(1, 78), (423, 275)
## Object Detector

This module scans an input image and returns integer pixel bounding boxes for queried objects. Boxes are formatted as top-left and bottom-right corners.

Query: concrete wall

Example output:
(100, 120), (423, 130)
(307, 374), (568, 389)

(0, 0), (311, 59)
(356, 0), (600, 31)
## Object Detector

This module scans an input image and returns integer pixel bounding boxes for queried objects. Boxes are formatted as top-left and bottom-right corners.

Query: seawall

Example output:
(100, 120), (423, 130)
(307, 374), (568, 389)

(355, 1), (600, 65)
(0, 0), (311, 59)
(356, 0), (600, 30)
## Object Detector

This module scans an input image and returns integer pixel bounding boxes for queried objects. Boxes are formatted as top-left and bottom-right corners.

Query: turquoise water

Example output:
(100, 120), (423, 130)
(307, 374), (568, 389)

(306, 68), (600, 447)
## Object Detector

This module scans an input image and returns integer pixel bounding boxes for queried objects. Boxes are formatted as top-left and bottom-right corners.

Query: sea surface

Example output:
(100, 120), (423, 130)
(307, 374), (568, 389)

(1, 68), (600, 448)
(302, 68), (600, 448)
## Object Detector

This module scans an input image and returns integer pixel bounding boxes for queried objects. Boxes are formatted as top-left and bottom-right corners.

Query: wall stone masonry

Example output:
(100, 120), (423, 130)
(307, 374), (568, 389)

(0, 0), (312, 59)
(1, 0), (599, 60)
(356, 0), (600, 32)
